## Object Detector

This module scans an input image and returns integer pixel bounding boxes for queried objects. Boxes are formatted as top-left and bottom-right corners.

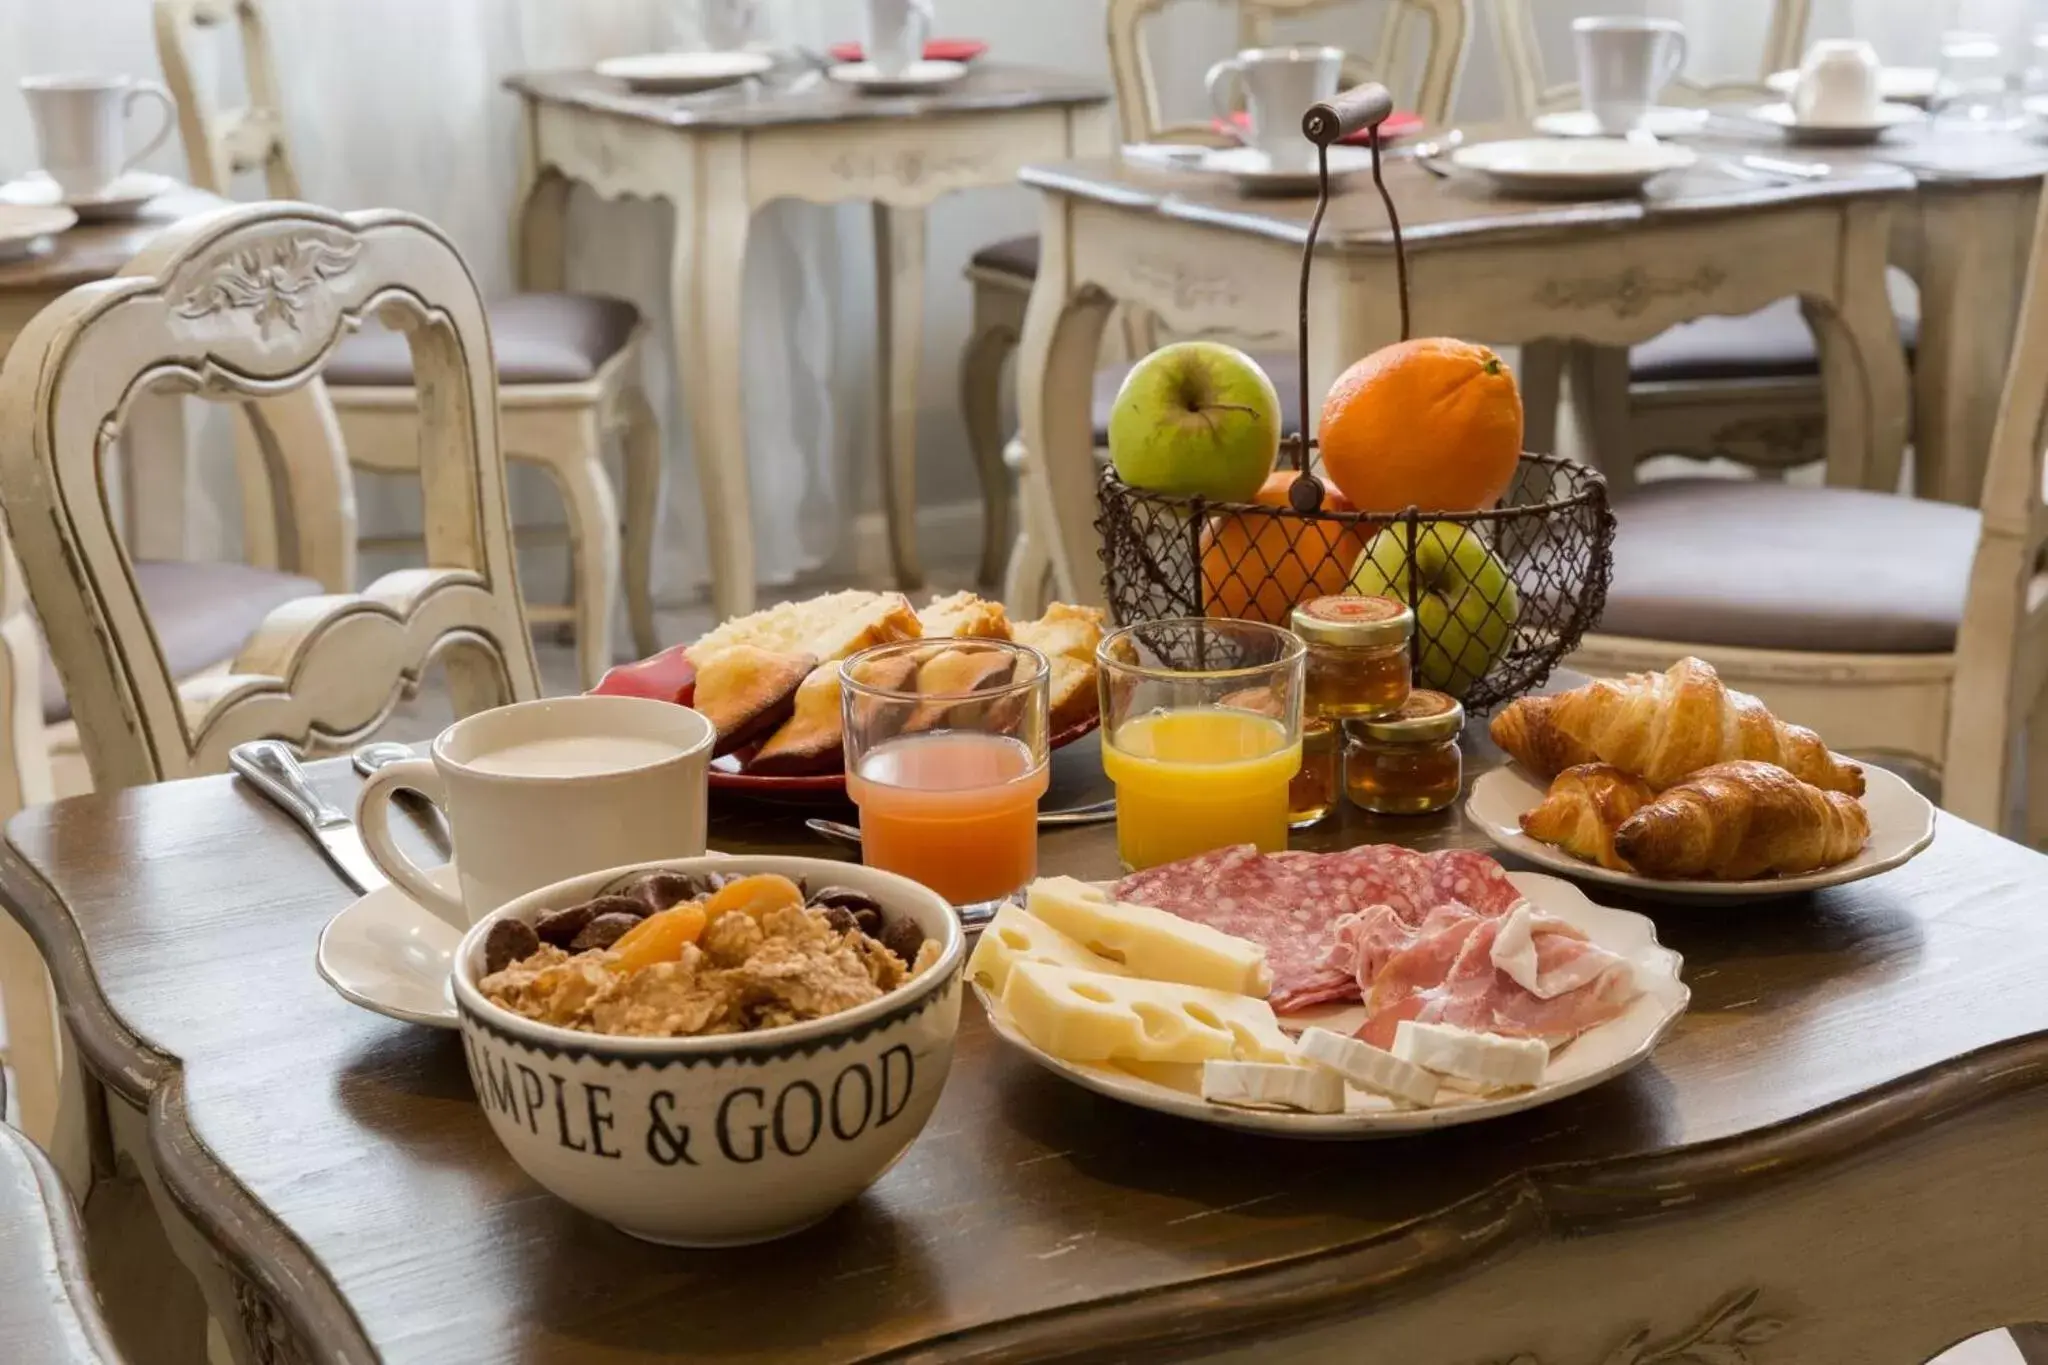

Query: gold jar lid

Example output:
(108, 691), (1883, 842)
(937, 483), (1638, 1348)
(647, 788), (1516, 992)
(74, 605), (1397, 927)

(1290, 594), (1415, 648)
(1350, 689), (1464, 744)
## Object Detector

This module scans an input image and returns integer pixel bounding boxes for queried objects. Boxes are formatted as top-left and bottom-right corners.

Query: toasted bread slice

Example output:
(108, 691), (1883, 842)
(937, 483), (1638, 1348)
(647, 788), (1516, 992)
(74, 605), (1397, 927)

(687, 590), (920, 666)
(692, 646), (815, 757)
(749, 653), (920, 775)
(918, 591), (1011, 641)
(1014, 602), (1106, 663)
(901, 647), (1020, 735)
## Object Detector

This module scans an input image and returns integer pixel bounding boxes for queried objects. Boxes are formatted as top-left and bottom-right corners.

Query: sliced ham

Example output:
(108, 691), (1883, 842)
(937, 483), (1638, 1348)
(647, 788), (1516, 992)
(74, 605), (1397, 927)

(1359, 912), (1638, 1049)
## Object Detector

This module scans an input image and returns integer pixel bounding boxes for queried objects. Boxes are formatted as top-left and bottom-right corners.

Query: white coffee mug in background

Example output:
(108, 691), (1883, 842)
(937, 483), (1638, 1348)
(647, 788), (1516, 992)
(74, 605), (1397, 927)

(21, 74), (176, 201)
(1205, 46), (1346, 171)
(1572, 16), (1689, 135)
(701, 0), (757, 51)
(1794, 39), (1883, 124)
(356, 695), (715, 929)
(864, 0), (934, 78)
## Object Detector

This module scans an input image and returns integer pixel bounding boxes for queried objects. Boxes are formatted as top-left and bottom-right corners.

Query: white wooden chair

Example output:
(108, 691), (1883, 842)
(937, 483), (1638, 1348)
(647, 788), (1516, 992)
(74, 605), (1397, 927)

(995, 0), (1470, 610)
(154, 0), (661, 688)
(1569, 179), (2048, 840)
(1484, 0), (1897, 491)
(0, 199), (543, 1160)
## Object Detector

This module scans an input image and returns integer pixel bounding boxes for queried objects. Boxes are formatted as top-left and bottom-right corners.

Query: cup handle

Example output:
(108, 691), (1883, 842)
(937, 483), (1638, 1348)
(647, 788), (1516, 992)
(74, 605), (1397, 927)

(355, 760), (467, 929)
(121, 80), (177, 174)
(1204, 58), (1245, 135)
(1658, 30), (1690, 93)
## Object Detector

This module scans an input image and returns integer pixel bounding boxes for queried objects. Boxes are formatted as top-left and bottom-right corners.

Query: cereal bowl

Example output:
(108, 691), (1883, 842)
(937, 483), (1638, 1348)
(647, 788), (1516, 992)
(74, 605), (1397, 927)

(450, 855), (965, 1247)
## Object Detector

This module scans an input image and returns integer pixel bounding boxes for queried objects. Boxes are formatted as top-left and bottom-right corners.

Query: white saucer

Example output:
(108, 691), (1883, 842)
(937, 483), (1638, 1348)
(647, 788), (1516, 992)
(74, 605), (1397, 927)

(1197, 144), (1375, 195)
(317, 864), (463, 1029)
(1532, 107), (1709, 139)
(596, 50), (774, 94)
(1750, 101), (1923, 145)
(827, 59), (969, 94)
(1766, 66), (1939, 107)
(0, 171), (176, 224)
(1450, 137), (1696, 197)
(0, 203), (76, 263)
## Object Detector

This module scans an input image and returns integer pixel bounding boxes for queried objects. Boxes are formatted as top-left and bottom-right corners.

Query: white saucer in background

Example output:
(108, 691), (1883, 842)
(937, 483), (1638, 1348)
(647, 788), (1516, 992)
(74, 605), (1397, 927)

(0, 203), (77, 263)
(1766, 65), (1939, 107)
(1750, 101), (1923, 145)
(596, 50), (774, 94)
(1533, 107), (1710, 139)
(1194, 144), (1375, 195)
(827, 59), (969, 94)
(1450, 136), (1697, 197)
(317, 863), (463, 1030)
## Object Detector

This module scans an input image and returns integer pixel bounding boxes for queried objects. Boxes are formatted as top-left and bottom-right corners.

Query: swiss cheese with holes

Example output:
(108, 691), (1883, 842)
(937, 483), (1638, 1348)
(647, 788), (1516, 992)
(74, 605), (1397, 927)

(1024, 876), (1273, 998)
(966, 904), (1130, 996)
(999, 960), (1295, 1065)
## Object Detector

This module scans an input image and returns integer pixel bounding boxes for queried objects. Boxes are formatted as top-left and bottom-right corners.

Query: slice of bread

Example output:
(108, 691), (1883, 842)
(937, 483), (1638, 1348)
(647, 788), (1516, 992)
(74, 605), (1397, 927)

(687, 590), (920, 667)
(1046, 655), (1098, 734)
(917, 591), (1011, 641)
(1013, 602), (1106, 664)
(692, 646), (816, 756)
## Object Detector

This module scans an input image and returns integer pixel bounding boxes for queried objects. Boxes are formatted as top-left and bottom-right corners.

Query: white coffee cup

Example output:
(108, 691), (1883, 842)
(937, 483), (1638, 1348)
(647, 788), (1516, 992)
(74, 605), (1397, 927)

(21, 74), (176, 201)
(357, 695), (715, 929)
(1794, 39), (1882, 125)
(864, 0), (933, 78)
(1205, 46), (1345, 172)
(701, 0), (757, 51)
(1572, 17), (1689, 135)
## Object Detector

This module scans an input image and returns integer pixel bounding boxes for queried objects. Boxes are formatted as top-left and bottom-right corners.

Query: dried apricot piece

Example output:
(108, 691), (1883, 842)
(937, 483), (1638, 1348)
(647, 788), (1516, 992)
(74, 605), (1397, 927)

(607, 902), (708, 974)
(700, 873), (805, 922)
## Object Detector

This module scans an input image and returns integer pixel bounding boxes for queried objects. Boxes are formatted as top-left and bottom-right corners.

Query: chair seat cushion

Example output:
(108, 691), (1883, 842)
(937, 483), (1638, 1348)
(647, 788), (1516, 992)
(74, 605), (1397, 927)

(970, 234), (1039, 279)
(1092, 352), (1305, 446)
(1599, 478), (1976, 654)
(1629, 296), (1919, 383)
(324, 292), (641, 387)
(39, 561), (324, 723)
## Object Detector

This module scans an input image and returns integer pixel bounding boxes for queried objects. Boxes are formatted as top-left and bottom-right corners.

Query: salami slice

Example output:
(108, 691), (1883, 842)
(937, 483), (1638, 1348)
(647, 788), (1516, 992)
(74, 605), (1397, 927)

(1426, 849), (1523, 915)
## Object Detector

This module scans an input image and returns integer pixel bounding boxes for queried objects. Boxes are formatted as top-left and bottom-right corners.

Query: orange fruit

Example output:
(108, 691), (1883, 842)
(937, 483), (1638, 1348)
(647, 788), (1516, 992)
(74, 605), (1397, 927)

(1200, 470), (1371, 625)
(1318, 339), (1523, 514)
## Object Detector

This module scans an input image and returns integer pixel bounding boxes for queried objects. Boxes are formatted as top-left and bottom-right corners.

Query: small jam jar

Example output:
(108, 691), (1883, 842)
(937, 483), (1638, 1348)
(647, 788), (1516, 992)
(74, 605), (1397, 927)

(1343, 690), (1465, 816)
(1286, 595), (1414, 827)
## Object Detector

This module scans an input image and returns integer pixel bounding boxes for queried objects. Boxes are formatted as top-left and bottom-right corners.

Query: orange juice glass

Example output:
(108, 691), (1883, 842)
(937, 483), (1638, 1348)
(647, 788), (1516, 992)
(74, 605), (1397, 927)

(842, 639), (1050, 919)
(1098, 619), (1305, 871)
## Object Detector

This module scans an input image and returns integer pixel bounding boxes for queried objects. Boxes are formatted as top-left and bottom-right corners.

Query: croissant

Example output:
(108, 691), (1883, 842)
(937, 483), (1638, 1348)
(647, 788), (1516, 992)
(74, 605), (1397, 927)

(1612, 760), (1870, 880)
(1519, 764), (1657, 871)
(1490, 657), (1864, 796)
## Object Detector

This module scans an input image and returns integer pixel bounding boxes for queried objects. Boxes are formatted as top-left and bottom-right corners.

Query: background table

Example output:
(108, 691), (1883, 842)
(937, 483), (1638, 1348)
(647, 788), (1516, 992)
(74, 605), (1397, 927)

(1014, 153), (1916, 607)
(9, 699), (2048, 1362)
(505, 64), (1111, 619)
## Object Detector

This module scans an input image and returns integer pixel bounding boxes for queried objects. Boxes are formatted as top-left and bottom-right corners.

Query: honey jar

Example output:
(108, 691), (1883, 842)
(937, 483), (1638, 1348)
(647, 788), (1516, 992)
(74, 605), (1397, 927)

(1287, 595), (1413, 827)
(1343, 690), (1465, 816)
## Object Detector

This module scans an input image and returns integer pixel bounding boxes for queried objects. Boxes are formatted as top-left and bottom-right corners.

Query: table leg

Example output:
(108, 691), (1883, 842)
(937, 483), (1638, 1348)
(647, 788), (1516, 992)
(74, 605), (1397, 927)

(1808, 201), (1909, 493)
(873, 202), (926, 592)
(123, 391), (188, 561)
(1912, 185), (2037, 505)
(1016, 203), (1112, 607)
(669, 141), (756, 621)
(512, 102), (570, 295)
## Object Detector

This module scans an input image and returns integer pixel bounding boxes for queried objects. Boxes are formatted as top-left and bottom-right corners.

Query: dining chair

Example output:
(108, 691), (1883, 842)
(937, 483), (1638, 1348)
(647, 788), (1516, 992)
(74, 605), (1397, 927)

(980, 0), (1470, 607)
(154, 0), (661, 688)
(0, 1114), (126, 1364)
(1485, 0), (1911, 492)
(1567, 178), (2048, 840)
(0, 199), (543, 1163)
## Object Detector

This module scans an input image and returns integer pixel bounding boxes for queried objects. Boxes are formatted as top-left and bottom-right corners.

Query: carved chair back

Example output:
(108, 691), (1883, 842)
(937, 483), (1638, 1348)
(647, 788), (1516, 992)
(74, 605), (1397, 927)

(1489, 0), (1810, 119)
(0, 202), (541, 788)
(153, 0), (301, 198)
(1107, 0), (1470, 142)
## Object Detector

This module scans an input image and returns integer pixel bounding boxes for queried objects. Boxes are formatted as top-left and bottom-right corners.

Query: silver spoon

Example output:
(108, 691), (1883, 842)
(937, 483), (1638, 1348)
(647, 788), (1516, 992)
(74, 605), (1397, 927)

(806, 801), (1118, 848)
(1399, 128), (1465, 178)
(351, 741), (451, 851)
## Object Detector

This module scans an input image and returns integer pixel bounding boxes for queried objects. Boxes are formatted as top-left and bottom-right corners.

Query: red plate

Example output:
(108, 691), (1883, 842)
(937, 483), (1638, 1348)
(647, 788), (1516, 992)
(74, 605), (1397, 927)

(708, 712), (1100, 800)
(827, 38), (989, 64)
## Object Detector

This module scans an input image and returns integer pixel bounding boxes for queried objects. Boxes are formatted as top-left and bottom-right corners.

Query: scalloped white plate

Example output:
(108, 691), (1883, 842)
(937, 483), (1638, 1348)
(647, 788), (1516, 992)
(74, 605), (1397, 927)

(1466, 761), (1934, 901)
(976, 871), (1687, 1138)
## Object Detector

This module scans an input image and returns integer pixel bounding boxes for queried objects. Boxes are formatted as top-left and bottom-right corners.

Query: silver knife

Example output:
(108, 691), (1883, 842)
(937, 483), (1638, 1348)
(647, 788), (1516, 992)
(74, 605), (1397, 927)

(229, 740), (389, 895)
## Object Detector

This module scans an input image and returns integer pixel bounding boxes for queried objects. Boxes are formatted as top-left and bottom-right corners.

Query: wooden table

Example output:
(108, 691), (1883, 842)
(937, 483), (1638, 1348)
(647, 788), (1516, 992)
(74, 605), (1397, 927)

(0, 186), (227, 562)
(504, 63), (1112, 620)
(11, 703), (2048, 1363)
(1015, 153), (1918, 606)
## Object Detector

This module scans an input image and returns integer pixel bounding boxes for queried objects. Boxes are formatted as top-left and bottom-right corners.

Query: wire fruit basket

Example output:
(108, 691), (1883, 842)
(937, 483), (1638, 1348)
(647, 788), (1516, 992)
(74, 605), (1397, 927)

(1094, 85), (1614, 715)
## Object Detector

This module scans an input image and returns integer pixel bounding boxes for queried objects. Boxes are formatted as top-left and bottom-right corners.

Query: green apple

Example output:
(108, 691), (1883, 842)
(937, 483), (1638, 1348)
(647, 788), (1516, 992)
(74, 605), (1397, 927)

(1349, 521), (1520, 697)
(1108, 341), (1280, 501)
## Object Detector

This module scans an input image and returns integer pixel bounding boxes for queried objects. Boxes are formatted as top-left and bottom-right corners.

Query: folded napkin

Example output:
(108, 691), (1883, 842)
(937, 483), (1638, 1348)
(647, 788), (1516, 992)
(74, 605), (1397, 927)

(828, 38), (989, 64)
(1213, 109), (1425, 145)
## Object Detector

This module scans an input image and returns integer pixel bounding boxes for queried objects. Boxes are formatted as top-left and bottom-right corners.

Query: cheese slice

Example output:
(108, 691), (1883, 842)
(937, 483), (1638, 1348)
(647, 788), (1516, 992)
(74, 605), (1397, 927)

(1024, 875), (1273, 998)
(1000, 960), (1295, 1065)
(1202, 1060), (1345, 1114)
(1298, 1027), (1438, 1108)
(1392, 1021), (1548, 1091)
(966, 904), (1130, 996)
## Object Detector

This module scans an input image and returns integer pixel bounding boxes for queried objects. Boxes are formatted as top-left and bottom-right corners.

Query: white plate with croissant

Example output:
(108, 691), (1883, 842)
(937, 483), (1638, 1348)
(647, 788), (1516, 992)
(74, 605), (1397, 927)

(1466, 659), (1936, 899)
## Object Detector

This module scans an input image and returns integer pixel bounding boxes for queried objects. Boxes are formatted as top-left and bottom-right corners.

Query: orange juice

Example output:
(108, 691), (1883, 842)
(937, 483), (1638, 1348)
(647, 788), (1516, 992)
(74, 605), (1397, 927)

(1101, 708), (1302, 870)
(847, 731), (1049, 904)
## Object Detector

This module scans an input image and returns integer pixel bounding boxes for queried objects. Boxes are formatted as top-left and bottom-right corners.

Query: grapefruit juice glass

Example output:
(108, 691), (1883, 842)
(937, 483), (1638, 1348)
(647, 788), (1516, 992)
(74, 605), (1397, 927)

(1097, 619), (1306, 871)
(842, 639), (1050, 919)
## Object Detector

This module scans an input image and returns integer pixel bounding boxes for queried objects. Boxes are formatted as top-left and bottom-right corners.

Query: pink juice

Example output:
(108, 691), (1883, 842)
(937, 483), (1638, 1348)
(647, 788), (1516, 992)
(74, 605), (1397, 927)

(846, 731), (1049, 904)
